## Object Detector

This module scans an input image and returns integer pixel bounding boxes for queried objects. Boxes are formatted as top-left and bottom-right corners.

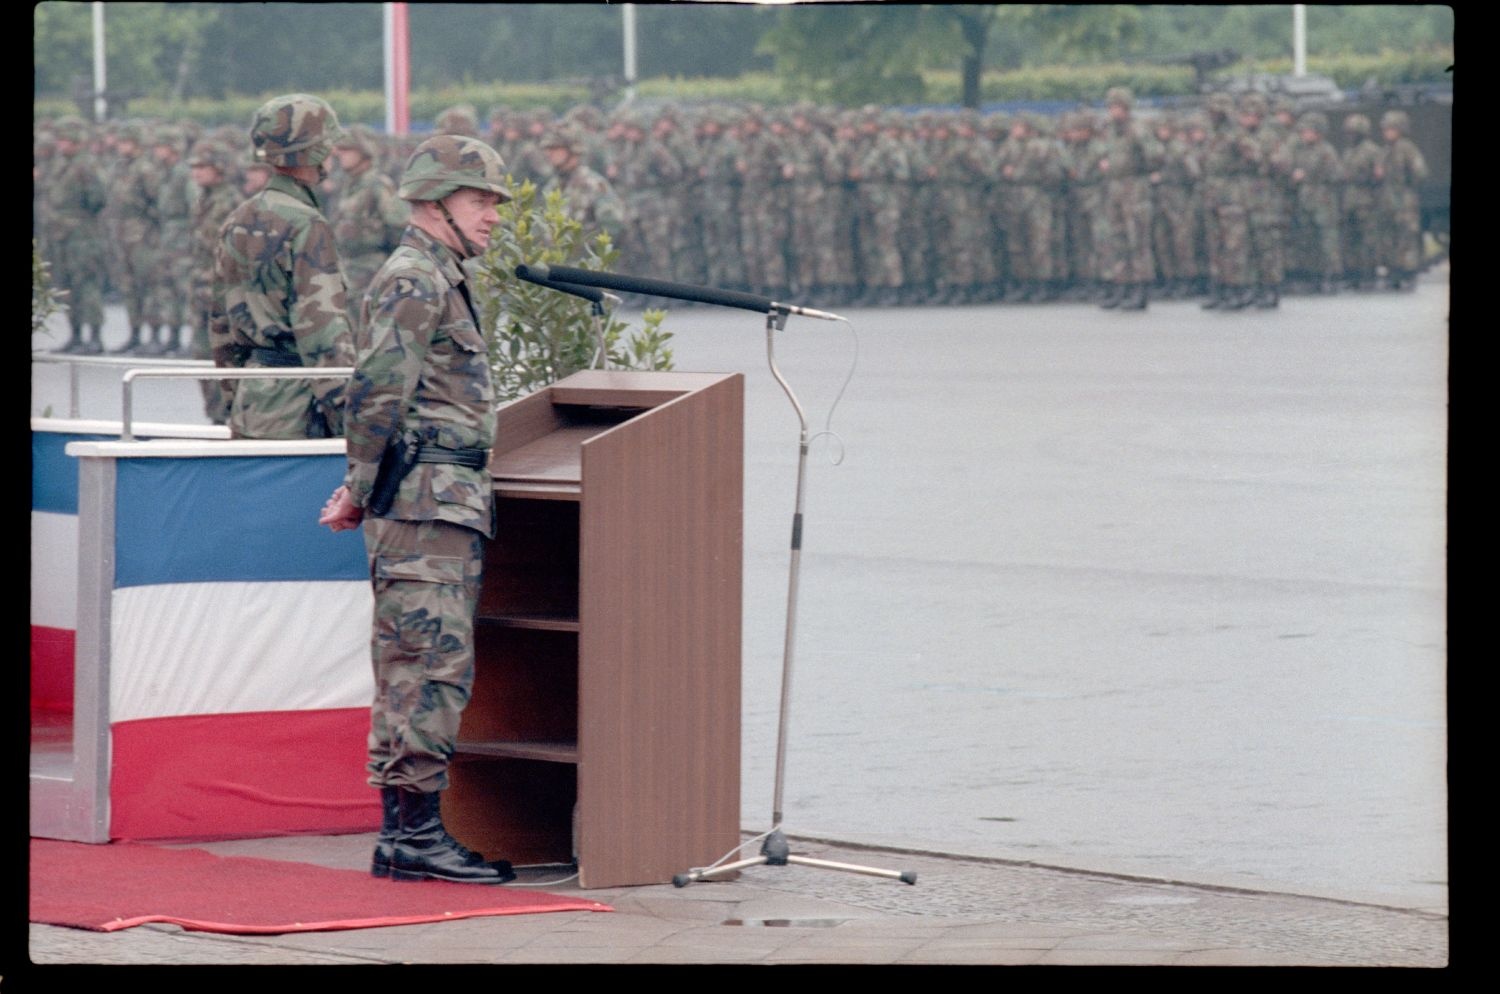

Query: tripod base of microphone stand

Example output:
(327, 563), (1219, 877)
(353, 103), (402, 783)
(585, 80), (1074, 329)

(672, 829), (917, 887)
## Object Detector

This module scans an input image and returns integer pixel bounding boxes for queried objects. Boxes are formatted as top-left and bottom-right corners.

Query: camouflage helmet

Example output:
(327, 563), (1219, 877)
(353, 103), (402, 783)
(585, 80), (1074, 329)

(53, 115), (90, 144)
(1238, 92), (1269, 117)
(1105, 86), (1134, 108)
(250, 93), (343, 168)
(1342, 113), (1371, 136)
(115, 119), (147, 147)
(1206, 91), (1235, 116)
(398, 133), (511, 203)
(541, 124), (583, 154)
(1380, 109), (1410, 135)
(1296, 111), (1328, 135)
(188, 139), (234, 176)
(333, 122), (379, 161)
(434, 103), (480, 137)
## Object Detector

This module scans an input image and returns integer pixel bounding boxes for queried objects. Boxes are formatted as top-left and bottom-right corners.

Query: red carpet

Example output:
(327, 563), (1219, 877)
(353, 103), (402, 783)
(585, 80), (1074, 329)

(30, 839), (612, 934)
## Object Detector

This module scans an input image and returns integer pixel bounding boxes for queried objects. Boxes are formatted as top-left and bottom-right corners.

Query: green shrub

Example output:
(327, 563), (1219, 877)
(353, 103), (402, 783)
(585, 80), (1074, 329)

(471, 178), (673, 402)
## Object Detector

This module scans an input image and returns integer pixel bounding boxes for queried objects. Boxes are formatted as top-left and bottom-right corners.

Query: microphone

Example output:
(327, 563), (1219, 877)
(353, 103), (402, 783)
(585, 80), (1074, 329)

(514, 265), (621, 308)
(520, 263), (844, 321)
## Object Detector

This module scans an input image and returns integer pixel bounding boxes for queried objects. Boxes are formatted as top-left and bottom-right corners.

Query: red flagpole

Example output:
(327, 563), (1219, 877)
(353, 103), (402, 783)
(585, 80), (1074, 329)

(385, 2), (410, 136)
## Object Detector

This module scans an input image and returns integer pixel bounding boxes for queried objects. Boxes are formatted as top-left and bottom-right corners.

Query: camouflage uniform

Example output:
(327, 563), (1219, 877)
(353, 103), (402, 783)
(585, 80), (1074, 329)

(1287, 112), (1344, 293)
(542, 127), (626, 245)
(1339, 115), (1384, 290)
(1376, 110), (1428, 289)
(851, 110), (909, 305)
(736, 109), (793, 297)
(144, 126), (195, 355)
(1096, 89), (1163, 310)
(188, 140), (241, 423)
(210, 94), (354, 439)
(1148, 115), (1204, 298)
(1200, 92), (1255, 310)
(104, 121), (163, 351)
(692, 111), (747, 293)
(1061, 111), (1109, 301)
(45, 117), (109, 353)
(332, 125), (410, 308)
(786, 106), (840, 299)
(998, 115), (1063, 302)
(1238, 93), (1292, 307)
(342, 136), (505, 821)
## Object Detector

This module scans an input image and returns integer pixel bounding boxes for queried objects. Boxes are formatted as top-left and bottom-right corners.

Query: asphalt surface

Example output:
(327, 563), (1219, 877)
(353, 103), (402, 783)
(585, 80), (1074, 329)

(26, 271), (1452, 970)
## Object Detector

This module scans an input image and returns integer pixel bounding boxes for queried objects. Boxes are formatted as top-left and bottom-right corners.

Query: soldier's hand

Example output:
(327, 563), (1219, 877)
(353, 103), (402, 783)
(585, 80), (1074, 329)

(319, 485), (364, 532)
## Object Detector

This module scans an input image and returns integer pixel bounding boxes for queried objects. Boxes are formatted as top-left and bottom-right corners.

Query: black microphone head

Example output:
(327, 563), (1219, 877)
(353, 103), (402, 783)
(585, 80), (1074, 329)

(515, 263), (552, 283)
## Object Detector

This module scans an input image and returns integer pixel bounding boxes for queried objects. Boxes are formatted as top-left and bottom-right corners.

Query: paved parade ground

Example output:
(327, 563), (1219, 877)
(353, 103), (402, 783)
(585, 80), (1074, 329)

(28, 267), (1451, 968)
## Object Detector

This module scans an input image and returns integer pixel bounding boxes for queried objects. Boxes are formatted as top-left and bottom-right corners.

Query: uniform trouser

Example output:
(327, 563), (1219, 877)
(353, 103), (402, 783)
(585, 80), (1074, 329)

(1342, 203), (1380, 281)
(1293, 200), (1342, 278)
(49, 231), (107, 330)
(1004, 190), (1054, 282)
(1101, 180), (1154, 284)
(1152, 186), (1202, 282)
(364, 517), (485, 793)
(113, 224), (157, 329)
(1379, 191), (1423, 274)
(856, 190), (904, 289)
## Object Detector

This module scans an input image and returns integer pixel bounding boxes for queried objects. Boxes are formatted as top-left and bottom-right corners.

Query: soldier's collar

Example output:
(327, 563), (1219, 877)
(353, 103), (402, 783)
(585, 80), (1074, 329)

(266, 172), (323, 211)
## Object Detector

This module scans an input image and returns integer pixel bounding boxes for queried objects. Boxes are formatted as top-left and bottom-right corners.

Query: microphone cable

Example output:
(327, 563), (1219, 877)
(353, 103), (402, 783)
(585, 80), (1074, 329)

(805, 315), (858, 468)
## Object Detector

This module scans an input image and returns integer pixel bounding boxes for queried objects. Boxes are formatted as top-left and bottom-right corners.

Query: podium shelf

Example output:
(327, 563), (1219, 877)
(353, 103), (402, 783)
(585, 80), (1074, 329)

(455, 739), (580, 765)
(478, 613), (580, 633)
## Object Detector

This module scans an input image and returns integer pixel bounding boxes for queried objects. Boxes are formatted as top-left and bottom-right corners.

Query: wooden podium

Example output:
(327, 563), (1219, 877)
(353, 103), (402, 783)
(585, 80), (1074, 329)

(443, 370), (744, 888)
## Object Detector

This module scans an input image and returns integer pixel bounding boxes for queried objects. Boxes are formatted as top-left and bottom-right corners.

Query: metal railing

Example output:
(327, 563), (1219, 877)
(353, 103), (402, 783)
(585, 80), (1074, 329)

(120, 366), (354, 441)
(31, 351), (213, 420)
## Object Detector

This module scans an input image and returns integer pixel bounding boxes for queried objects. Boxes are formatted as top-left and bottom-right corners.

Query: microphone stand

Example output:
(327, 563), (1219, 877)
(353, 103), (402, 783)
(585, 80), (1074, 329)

(513, 264), (914, 887)
(672, 307), (916, 888)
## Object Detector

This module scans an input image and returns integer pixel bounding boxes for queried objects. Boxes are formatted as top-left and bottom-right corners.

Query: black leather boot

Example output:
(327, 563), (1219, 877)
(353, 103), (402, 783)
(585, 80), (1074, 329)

(1098, 283), (1122, 310)
(1119, 283), (1148, 311)
(1221, 286), (1250, 311)
(78, 326), (105, 354)
(1254, 284), (1280, 309)
(110, 326), (145, 355)
(56, 326), (85, 354)
(390, 789), (515, 884)
(371, 786), (401, 878)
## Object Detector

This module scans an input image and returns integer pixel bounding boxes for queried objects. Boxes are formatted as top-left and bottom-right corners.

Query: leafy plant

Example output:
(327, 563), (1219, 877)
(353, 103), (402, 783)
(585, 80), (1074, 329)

(32, 240), (66, 337)
(471, 179), (673, 402)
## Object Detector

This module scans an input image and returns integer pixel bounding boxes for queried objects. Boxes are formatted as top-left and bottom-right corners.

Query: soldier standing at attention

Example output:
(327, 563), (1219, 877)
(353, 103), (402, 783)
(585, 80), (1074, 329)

(188, 139), (244, 424)
(1338, 114), (1384, 292)
(318, 135), (517, 886)
(541, 125), (626, 245)
(1375, 110), (1429, 291)
(332, 124), (410, 311)
(1288, 112), (1345, 295)
(1096, 87), (1163, 311)
(143, 125), (195, 356)
(104, 120), (162, 354)
(46, 116), (109, 355)
(209, 93), (354, 440)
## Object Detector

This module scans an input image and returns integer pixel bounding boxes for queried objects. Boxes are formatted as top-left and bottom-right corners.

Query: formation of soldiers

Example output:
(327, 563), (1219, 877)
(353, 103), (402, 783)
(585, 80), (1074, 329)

(35, 87), (1434, 355)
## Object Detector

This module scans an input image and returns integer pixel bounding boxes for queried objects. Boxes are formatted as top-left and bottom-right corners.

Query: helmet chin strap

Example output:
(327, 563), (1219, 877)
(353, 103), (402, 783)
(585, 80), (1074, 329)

(438, 197), (483, 258)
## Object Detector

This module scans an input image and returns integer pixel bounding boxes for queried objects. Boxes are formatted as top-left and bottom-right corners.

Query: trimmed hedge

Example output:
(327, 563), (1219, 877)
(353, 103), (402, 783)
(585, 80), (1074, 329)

(34, 48), (1450, 127)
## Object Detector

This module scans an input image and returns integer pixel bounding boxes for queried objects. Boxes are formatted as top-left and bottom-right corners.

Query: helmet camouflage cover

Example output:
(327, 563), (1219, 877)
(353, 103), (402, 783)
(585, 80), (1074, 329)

(398, 134), (512, 203)
(1106, 86), (1134, 108)
(54, 115), (90, 144)
(1380, 109), (1410, 134)
(334, 122), (379, 161)
(250, 93), (343, 168)
(189, 138), (234, 175)
(1343, 113), (1371, 135)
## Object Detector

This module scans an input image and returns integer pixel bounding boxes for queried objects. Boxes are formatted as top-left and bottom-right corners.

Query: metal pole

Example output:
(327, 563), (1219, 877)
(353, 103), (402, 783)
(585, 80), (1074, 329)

(92, 2), (107, 122)
(623, 3), (638, 103)
(1293, 4), (1307, 78)
(121, 367), (353, 442)
(384, 3), (396, 136)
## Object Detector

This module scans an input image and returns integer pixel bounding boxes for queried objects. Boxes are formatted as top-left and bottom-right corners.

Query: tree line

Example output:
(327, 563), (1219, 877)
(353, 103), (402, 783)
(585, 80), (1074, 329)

(35, 3), (1453, 110)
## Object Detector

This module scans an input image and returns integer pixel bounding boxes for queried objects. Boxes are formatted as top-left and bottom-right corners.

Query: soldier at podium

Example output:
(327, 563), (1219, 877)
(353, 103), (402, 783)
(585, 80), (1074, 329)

(319, 134), (517, 885)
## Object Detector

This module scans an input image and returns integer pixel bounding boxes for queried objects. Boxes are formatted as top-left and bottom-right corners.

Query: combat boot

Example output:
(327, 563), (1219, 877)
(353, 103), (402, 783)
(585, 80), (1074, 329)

(110, 326), (145, 355)
(1119, 283), (1148, 311)
(1219, 286), (1250, 311)
(1200, 284), (1224, 310)
(165, 326), (188, 357)
(137, 326), (169, 357)
(390, 789), (516, 884)
(370, 785), (401, 878)
(1254, 284), (1280, 309)
(1319, 275), (1339, 296)
(1098, 283), (1122, 310)
(77, 327), (105, 354)
(55, 326), (85, 354)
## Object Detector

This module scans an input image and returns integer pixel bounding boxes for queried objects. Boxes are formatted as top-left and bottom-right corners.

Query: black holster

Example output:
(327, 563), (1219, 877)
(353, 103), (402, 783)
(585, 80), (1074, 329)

(368, 432), (419, 516)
